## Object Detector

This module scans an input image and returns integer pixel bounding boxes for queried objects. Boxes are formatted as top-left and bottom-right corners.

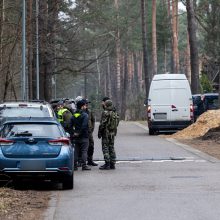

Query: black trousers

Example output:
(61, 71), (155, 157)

(87, 133), (94, 160)
(74, 138), (89, 166)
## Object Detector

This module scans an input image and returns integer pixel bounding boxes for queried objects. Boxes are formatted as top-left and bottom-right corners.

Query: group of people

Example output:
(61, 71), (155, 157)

(53, 96), (119, 171)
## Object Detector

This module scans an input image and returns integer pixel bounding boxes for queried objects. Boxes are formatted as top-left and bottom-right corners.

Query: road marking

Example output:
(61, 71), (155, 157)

(95, 159), (207, 164)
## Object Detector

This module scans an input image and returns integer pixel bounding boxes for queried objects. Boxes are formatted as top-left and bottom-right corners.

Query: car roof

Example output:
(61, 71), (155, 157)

(192, 94), (201, 97)
(1, 117), (59, 125)
(0, 102), (50, 108)
(203, 93), (219, 96)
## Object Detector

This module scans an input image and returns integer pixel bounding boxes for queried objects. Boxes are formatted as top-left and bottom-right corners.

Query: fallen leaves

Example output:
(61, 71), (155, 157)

(0, 187), (50, 220)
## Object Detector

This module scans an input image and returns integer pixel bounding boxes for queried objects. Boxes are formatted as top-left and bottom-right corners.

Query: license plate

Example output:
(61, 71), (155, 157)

(20, 161), (45, 171)
(154, 113), (167, 120)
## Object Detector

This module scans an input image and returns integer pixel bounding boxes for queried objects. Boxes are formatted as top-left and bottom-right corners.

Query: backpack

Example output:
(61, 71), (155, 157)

(106, 110), (119, 134)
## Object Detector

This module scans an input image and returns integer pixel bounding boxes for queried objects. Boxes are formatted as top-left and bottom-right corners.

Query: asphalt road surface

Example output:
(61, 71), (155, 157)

(44, 121), (220, 220)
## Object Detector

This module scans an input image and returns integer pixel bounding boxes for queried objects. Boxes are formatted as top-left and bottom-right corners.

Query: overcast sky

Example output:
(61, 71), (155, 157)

(179, 2), (186, 11)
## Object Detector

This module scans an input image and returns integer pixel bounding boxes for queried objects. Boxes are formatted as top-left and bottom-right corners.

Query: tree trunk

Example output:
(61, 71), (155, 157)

(39, 1), (47, 100)
(47, 0), (59, 101)
(121, 49), (128, 120)
(106, 51), (112, 97)
(172, 0), (179, 73)
(152, 0), (157, 77)
(141, 0), (150, 98)
(114, 0), (121, 110)
(186, 0), (200, 94)
(0, 0), (4, 99)
(167, 0), (174, 73)
(27, 0), (33, 100)
(164, 43), (167, 73)
(133, 52), (139, 94)
(186, 33), (191, 83)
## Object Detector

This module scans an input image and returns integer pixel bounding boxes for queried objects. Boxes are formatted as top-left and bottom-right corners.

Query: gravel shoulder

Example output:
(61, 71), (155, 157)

(176, 134), (220, 160)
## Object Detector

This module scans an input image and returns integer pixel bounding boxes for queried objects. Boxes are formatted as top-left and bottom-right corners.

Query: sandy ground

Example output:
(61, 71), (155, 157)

(168, 109), (220, 160)
(175, 132), (220, 160)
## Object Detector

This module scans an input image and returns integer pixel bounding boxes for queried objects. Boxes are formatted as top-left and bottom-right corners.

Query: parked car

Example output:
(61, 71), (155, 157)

(192, 93), (219, 120)
(0, 101), (56, 125)
(192, 94), (204, 120)
(0, 117), (74, 189)
(147, 74), (193, 135)
(202, 93), (219, 111)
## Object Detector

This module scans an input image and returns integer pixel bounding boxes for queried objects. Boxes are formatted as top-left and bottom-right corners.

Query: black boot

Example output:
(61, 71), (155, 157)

(82, 165), (91, 171)
(110, 162), (116, 170)
(74, 165), (78, 171)
(77, 160), (82, 167)
(87, 159), (98, 166)
(99, 162), (110, 170)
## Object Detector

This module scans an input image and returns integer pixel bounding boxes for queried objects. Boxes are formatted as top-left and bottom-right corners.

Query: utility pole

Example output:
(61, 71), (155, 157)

(36, 0), (39, 99)
(22, 0), (26, 100)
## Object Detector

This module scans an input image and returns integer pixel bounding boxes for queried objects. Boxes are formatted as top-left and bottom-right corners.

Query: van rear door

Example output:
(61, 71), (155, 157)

(150, 88), (171, 121)
(169, 88), (191, 121)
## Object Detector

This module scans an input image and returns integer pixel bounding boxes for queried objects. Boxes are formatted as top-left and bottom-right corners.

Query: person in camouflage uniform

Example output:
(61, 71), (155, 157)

(98, 99), (118, 170)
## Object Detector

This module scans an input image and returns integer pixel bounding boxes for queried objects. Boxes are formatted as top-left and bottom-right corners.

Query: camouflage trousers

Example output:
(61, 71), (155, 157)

(101, 135), (116, 164)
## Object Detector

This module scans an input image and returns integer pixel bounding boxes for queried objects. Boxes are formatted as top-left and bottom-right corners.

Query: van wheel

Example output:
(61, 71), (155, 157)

(149, 128), (155, 135)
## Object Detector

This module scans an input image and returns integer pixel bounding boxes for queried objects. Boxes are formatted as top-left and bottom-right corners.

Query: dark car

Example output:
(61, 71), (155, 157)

(202, 93), (219, 111)
(0, 117), (74, 189)
(192, 93), (219, 120)
(192, 94), (204, 120)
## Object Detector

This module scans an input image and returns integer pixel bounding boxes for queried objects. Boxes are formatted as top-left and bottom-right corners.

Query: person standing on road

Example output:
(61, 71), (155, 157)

(98, 99), (119, 170)
(70, 99), (91, 171)
(57, 101), (72, 134)
(85, 99), (98, 166)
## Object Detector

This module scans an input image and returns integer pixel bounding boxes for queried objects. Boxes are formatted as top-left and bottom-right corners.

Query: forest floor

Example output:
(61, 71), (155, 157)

(1, 112), (220, 219)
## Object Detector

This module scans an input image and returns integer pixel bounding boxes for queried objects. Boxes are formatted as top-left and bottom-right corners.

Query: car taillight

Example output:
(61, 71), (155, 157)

(0, 138), (14, 146)
(48, 138), (70, 146)
(147, 105), (151, 119)
(190, 104), (194, 120)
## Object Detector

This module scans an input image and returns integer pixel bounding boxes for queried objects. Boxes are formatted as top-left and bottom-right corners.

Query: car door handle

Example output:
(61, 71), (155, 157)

(172, 109), (178, 111)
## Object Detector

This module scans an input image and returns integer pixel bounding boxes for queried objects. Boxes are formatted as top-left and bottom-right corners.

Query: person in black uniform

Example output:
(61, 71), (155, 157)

(70, 99), (91, 171)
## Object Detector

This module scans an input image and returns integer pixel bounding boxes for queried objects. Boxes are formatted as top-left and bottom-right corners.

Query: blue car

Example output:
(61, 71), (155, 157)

(0, 117), (74, 189)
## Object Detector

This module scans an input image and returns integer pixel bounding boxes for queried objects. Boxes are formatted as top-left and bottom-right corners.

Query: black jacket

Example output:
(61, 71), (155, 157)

(70, 109), (89, 139)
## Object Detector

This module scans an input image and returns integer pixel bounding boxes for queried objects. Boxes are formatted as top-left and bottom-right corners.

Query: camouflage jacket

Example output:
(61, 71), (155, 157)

(98, 105), (118, 138)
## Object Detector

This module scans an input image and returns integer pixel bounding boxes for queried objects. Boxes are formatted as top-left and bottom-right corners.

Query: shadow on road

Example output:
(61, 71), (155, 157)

(0, 177), (62, 191)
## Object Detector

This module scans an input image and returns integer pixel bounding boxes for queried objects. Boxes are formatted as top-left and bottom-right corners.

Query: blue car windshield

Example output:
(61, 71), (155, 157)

(0, 107), (51, 118)
(1, 124), (63, 138)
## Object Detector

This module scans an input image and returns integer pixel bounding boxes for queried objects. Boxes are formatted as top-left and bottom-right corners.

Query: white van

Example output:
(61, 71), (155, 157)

(147, 74), (194, 135)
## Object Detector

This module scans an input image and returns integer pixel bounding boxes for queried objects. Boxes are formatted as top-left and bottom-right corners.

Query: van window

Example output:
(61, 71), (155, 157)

(151, 88), (188, 106)
(0, 107), (50, 118)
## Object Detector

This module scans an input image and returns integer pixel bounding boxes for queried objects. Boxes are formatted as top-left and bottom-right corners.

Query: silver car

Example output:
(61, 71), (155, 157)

(0, 101), (56, 125)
